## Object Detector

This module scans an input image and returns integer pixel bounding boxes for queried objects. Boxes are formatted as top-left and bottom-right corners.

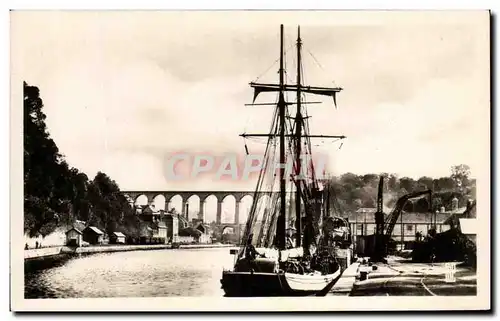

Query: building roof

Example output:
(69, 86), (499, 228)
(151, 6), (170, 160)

(141, 205), (159, 214)
(162, 213), (176, 219)
(179, 226), (202, 237)
(145, 220), (166, 230)
(112, 232), (126, 237)
(135, 204), (165, 215)
(400, 212), (450, 224)
(344, 211), (390, 223)
(85, 226), (104, 235)
(66, 227), (82, 235)
(178, 214), (189, 225)
(458, 218), (477, 235)
(73, 221), (86, 232)
(443, 203), (476, 228)
(344, 211), (451, 224)
(355, 207), (392, 214)
(196, 223), (211, 233)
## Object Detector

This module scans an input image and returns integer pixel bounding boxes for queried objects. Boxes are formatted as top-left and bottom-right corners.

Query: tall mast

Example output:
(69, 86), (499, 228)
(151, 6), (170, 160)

(295, 26), (302, 248)
(245, 25), (346, 250)
(276, 24), (286, 251)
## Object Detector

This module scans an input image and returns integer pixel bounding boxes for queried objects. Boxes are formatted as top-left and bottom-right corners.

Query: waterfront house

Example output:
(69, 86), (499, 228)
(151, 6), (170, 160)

(65, 227), (83, 247)
(346, 207), (461, 252)
(444, 200), (477, 244)
(138, 204), (165, 222)
(179, 226), (201, 242)
(164, 213), (179, 243)
(82, 226), (104, 245)
(134, 219), (167, 244)
(151, 221), (168, 243)
(109, 232), (126, 244)
(195, 223), (213, 244)
(195, 223), (211, 233)
(191, 218), (203, 226)
(139, 221), (154, 238)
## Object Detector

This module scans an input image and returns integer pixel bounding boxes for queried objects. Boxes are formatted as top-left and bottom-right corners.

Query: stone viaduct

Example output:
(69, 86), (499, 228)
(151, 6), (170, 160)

(121, 190), (278, 228)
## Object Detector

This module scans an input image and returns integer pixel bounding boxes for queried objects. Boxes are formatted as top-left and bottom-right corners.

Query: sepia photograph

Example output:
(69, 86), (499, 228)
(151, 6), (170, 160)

(10, 10), (491, 311)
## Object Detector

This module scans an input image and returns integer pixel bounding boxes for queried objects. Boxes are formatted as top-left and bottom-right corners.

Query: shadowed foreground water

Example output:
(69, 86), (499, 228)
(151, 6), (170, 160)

(25, 247), (235, 298)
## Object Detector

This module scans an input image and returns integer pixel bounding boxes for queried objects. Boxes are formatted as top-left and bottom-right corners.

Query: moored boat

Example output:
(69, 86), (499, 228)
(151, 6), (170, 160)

(221, 24), (352, 297)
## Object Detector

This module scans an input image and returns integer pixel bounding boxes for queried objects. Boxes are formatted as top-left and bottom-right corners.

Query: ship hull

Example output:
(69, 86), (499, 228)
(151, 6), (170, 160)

(221, 269), (342, 297)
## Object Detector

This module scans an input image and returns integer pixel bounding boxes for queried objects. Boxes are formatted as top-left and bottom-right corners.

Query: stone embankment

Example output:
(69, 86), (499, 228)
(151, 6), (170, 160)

(25, 243), (235, 260)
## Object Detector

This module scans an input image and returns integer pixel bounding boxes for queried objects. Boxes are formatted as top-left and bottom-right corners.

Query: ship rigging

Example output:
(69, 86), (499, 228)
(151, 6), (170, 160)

(221, 24), (353, 297)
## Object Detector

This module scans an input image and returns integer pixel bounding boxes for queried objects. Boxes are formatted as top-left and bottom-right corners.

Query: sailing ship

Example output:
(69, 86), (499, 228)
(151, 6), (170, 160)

(220, 25), (353, 297)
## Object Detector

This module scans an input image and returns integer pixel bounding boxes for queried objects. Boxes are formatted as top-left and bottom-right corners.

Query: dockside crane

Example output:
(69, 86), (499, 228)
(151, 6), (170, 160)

(384, 189), (433, 237)
(370, 177), (433, 261)
(372, 176), (386, 261)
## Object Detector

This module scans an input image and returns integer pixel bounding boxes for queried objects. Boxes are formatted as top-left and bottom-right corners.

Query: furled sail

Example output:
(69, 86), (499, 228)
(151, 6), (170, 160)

(250, 82), (342, 108)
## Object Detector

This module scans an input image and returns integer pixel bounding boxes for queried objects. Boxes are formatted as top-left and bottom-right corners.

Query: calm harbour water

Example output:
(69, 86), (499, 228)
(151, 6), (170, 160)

(25, 247), (236, 298)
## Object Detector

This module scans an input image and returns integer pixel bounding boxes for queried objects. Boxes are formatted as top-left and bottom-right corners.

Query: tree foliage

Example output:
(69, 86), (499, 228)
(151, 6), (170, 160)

(451, 164), (471, 191)
(325, 168), (476, 216)
(23, 82), (134, 238)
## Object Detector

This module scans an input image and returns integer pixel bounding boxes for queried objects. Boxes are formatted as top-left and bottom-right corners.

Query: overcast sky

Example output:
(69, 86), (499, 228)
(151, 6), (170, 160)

(12, 11), (489, 191)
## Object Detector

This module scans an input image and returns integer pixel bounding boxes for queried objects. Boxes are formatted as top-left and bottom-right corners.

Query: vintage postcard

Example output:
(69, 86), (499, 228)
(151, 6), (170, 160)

(10, 10), (491, 311)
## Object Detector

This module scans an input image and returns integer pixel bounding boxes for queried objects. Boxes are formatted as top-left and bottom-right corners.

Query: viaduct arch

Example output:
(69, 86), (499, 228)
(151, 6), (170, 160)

(122, 190), (278, 228)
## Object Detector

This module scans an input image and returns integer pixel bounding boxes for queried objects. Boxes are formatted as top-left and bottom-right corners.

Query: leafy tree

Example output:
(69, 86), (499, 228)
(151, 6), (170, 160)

(361, 174), (379, 187)
(323, 169), (475, 216)
(434, 177), (456, 192)
(24, 82), (135, 239)
(24, 196), (59, 237)
(417, 176), (433, 190)
(87, 172), (134, 235)
(451, 164), (471, 191)
(24, 82), (63, 236)
(399, 177), (417, 193)
(386, 173), (399, 191)
(414, 197), (430, 213)
(432, 196), (443, 211)
(398, 187), (408, 197)
(360, 186), (377, 207)
(467, 179), (477, 199)
(340, 173), (363, 189)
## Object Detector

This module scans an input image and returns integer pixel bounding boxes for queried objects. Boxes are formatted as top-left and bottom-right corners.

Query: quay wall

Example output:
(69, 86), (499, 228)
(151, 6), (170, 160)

(24, 247), (64, 260)
(25, 243), (235, 260)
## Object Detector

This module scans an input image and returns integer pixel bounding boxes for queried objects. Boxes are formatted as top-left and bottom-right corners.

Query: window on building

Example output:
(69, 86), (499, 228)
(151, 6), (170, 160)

(357, 224), (363, 230)
(406, 225), (413, 232)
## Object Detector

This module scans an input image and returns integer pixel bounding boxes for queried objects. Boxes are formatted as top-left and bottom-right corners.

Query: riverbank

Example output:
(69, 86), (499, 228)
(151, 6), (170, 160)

(25, 243), (235, 260)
